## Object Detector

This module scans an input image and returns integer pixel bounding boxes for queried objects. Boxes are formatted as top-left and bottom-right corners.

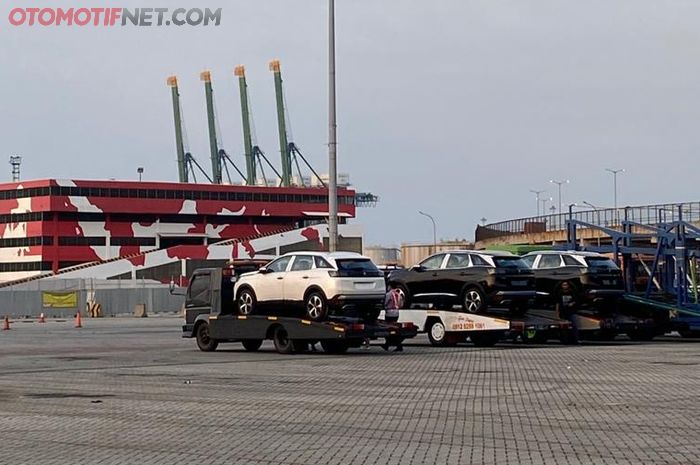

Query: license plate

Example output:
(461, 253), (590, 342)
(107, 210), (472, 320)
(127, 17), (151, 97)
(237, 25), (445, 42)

(354, 282), (374, 290)
(511, 280), (527, 286)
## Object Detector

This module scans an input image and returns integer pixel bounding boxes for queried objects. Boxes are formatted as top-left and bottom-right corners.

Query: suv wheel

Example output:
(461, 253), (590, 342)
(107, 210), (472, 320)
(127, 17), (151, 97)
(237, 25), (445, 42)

(305, 291), (328, 321)
(392, 285), (411, 309)
(462, 287), (486, 314)
(237, 289), (256, 316)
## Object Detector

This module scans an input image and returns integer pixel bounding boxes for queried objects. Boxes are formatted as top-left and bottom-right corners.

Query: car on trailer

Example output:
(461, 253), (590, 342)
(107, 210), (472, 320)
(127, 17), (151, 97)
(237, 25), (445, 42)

(387, 250), (536, 315)
(181, 266), (417, 354)
(521, 251), (625, 306)
(233, 251), (386, 322)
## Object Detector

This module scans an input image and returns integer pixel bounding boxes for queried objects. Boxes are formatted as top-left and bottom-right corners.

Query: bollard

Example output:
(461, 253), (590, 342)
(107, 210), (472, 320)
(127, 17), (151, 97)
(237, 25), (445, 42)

(75, 312), (82, 329)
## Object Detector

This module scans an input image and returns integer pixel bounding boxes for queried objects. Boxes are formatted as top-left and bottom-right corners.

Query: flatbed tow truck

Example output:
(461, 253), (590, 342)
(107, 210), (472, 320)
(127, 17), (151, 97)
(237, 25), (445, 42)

(180, 267), (417, 354)
(391, 306), (574, 346)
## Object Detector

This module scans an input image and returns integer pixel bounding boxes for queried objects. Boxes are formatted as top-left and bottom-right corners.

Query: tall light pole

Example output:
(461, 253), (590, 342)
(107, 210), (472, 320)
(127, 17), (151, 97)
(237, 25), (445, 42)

(549, 179), (569, 216)
(529, 189), (546, 216)
(540, 197), (552, 217)
(605, 168), (624, 211)
(418, 211), (437, 254)
(327, 0), (339, 251)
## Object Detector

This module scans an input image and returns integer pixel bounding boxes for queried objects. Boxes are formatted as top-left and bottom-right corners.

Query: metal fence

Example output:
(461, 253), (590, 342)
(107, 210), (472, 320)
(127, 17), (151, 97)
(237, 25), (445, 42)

(0, 279), (185, 318)
(477, 202), (700, 241)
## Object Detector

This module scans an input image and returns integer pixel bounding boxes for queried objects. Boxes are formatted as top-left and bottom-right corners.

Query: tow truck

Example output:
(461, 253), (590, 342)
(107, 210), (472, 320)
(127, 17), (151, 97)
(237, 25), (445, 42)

(180, 264), (417, 354)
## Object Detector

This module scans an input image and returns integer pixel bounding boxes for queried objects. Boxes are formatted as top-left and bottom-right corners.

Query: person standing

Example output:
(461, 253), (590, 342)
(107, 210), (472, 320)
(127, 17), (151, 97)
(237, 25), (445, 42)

(556, 281), (579, 343)
(382, 287), (404, 351)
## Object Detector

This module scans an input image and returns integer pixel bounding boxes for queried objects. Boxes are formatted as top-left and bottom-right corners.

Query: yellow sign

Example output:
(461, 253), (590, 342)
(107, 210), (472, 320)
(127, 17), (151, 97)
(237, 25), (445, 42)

(42, 291), (78, 308)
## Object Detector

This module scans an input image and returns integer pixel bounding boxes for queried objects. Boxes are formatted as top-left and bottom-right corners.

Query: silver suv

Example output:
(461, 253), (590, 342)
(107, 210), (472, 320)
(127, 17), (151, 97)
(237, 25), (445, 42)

(233, 251), (386, 321)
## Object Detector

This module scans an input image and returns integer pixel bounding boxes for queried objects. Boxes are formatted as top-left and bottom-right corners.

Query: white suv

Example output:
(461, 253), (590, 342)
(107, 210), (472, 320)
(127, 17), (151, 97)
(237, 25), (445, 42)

(233, 251), (386, 321)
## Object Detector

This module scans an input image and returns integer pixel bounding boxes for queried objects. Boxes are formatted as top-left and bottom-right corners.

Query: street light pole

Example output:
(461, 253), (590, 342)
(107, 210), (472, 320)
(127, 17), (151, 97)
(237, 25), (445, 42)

(529, 189), (546, 216)
(418, 211), (437, 254)
(549, 179), (569, 228)
(605, 168), (624, 211)
(327, 0), (338, 252)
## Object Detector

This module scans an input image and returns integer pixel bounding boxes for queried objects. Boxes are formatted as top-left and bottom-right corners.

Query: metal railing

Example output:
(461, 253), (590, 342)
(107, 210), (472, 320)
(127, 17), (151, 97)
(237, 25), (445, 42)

(477, 202), (700, 241)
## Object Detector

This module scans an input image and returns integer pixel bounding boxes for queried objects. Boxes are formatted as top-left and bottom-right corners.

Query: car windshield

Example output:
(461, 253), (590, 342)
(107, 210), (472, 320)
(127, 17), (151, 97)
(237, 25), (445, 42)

(335, 259), (382, 277)
(492, 257), (530, 269)
(585, 257), (619, 270)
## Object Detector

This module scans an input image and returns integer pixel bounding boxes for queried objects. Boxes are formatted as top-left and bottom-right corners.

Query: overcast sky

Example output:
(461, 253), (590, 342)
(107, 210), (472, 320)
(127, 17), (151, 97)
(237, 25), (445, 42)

(2, 1), (699, 246)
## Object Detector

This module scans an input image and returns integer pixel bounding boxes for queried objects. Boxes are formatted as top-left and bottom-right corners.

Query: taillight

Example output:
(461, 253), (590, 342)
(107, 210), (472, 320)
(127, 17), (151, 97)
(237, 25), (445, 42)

(349, 323), (365, 330)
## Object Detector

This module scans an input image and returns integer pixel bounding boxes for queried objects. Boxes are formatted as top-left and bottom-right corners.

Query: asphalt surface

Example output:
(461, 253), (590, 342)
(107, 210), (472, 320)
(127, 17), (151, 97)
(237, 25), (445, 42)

(1, 317), (699, 465)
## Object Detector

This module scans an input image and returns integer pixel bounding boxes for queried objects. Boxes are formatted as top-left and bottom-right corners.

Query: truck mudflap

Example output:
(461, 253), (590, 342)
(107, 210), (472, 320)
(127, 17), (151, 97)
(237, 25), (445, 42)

(182, 323), (195, 338)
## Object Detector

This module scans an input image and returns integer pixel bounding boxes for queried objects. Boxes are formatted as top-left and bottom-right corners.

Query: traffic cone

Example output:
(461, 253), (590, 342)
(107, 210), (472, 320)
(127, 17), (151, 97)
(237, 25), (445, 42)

(2, 316), (10, 331)
(38, 313), (46, 323)
(74, 312), (82, 329)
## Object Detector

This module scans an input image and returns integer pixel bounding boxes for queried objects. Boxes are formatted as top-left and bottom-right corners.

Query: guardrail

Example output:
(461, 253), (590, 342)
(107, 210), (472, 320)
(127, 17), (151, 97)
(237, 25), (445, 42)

(476, 202), (700, 242)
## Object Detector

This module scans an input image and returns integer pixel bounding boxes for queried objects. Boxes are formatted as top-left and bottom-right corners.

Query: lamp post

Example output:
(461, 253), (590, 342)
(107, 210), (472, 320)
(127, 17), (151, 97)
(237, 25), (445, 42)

(529, 189), (546, 216)
(327, 0), (338, 251)
(137, 167), (144, 182)
(418, 211), (437, 254)
(605, 168), (624, 225)
(549, 179), (569, 218)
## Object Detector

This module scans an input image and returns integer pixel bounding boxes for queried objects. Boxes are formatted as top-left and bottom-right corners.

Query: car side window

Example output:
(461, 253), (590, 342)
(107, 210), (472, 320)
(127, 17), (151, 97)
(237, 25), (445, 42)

(562, 255), (581, 266)
(187, 274), (210, 305)
(267, 256), (292, 273)
(470, 254), (489, 266)
(291, 255), (313, 271)
(445, 253), (470, 269)
(538, 254), (562, 268)
(521, 255), (536, 268)
(314, 256), (334, 269)
(420, 254), (445, 270)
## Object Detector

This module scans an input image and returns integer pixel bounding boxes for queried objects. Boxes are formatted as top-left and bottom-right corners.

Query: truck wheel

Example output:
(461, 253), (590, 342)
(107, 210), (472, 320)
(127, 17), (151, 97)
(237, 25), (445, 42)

(427, 320), (448, 346)
(272, 326), (294, 354)
(461, 287), (486, 314)
(241, 339), (263, 352)
(305, 291), (328, 322)
(321, 340), (349, 354)
(196, 323), (218, 352)
(237, 289), (257, 316)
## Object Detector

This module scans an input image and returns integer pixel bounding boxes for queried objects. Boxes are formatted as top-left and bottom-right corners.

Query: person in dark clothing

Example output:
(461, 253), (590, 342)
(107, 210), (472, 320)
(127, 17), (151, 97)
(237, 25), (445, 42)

(556, 281), (579, 343)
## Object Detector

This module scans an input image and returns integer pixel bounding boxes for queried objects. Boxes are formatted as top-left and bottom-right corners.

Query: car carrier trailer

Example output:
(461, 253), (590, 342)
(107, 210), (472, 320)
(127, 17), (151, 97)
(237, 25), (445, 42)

(180, 267), (417, 354)
(391, 307), (575, 346)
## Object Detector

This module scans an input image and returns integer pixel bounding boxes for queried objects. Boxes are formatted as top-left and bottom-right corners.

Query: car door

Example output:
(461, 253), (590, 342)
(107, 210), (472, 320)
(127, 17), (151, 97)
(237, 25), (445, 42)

(443, 253), (471, 298)
(255, 255), (292, 304)
(284, 254), (315, 304)
(533, 254), (564, 296)
(407, 254), (446, 300)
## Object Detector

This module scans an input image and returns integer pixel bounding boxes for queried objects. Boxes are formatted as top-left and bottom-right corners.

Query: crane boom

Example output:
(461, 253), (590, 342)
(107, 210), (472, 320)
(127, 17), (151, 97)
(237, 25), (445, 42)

(200, 70), (222, 184)
(234, 66), (256, 185)
(269, 60), (292, 187)
(167, 76), (188, 183)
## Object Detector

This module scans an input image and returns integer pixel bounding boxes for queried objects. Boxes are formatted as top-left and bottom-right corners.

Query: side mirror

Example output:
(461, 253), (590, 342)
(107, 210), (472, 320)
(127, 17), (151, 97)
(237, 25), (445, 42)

(259, 267), (270, 274)
(169, 277), (187, 296)
(410, 265), (425, 272)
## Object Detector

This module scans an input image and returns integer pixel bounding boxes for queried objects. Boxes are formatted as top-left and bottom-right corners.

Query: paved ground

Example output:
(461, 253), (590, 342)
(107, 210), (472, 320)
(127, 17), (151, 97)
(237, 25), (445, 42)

(1, 317), (699, 465)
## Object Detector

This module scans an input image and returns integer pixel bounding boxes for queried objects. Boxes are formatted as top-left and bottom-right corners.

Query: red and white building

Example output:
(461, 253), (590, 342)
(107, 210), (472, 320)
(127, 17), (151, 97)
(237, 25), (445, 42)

(0, 179), (359, 282)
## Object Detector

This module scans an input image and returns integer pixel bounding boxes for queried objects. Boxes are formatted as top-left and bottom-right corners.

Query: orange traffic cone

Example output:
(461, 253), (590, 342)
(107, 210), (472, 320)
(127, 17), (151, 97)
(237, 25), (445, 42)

(74, 312), (82, 329)
(2, 316), (10, 331)
(38, 313), (46, 323)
